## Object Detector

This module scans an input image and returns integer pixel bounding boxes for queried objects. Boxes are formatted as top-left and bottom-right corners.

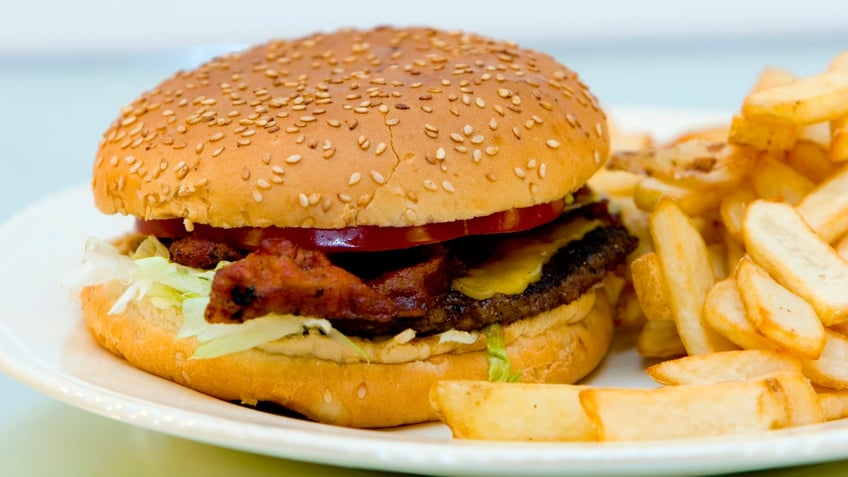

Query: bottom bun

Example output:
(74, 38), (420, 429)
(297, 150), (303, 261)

(80, 283), (613, 428)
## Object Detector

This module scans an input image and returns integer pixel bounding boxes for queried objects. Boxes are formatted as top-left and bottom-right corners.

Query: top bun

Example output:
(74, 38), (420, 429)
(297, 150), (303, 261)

(93, 26), (608, 229)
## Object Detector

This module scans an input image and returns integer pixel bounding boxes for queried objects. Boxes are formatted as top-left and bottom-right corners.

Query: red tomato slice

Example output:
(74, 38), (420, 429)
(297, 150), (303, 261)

(135, 200), (565, 252)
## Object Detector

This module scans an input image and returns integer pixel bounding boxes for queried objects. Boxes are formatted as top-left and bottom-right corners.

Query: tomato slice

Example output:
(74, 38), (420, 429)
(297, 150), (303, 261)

(135, 200), (566, 252)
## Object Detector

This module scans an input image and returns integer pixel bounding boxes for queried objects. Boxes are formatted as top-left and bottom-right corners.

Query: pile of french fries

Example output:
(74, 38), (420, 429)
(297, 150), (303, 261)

(430, 51), (848, 442)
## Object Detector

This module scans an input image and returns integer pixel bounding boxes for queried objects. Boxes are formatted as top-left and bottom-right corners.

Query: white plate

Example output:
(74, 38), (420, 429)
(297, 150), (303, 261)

(3, 109), (848, 477)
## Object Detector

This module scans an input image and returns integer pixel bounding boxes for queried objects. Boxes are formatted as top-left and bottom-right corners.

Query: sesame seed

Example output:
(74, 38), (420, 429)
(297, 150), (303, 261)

(423, 179), (438, 191)
(512, 126), (521, 139)
(470, 135), (484, 144)
(298, 193), (309, 207)
(257, 178), (271, 189)
(497, 88), (511, 98)
(489, 118), (498, 130)
(594, 149), (602, 163)
(262, 152), (272, 164)
(539, 163), (547, 178)
(349, 172), (361, 185)
(485, 146), (500, 156)
(463, 124), (473, 136)
(323, 147), (336, 159)
(546, 139), (561, 149)
(370, 170), (386, 184)
(436, 147), (446, 160)
(272, 165), (285, 175)
(375, 142), (387, 155)
(286, 154), (302, 164)
(425, 124), (439, 133)
(195, 142), (204, 154)
(337, 193), (352, 203)
(253, 190), (263, 202)
(241, 167), (250, 180)
(595, 122), (604, 137)
(473, 149), (482, 162)
(565, 113), (578, 128)
(514, 167), (526, 179)
(475, 97), (486, 108)
(209, 132), (225, 142)
(212, 146), (225, 157)
(442, 180), (455, 192)
(385, 117), (400, 126)
(527, 159), (537, 169)
(327, 119), (341, 128)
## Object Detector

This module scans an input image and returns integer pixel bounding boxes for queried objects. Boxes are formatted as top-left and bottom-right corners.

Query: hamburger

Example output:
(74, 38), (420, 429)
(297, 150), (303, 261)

(74, 26), (636, 428)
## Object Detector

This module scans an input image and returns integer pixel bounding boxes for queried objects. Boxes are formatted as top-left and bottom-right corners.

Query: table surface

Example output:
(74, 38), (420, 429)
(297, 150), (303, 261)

(2, 30), (848, 476)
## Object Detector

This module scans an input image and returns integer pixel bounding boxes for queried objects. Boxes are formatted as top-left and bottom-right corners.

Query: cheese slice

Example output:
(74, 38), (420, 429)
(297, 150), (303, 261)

(452, 217), (601, 300)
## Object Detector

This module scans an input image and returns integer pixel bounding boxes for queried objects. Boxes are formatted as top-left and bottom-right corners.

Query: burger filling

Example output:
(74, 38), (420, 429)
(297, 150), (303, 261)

(166, 199), (636, 339)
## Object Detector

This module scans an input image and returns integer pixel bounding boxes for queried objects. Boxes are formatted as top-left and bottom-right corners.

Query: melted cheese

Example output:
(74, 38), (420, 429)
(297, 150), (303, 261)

(452, 217), (601, 300)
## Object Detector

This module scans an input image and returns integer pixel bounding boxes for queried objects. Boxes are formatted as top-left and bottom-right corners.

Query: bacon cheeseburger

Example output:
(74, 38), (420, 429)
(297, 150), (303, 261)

(74, 26), (636, 428)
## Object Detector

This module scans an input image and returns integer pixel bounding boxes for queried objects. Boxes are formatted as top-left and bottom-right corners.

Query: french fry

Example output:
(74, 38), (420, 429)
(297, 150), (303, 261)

(579, 378), (789, 441)
(706, 242), (728, 280)
(800, 122), (832, 150)
(429, 380), (594, 441)
(743, 200), (848, 325)
(750, 153), (815, 205)
(608, 140), (755, 188)
(835, 233), (848, 261)
(587, 169), (643, 197)
(630, 252), (672, 321)
(818, 390), (848, 420)
(719, 181), (756, 242)
(634, 177), (727, 217)
(828, 53), (848, 161)
(703, 278), (775, 351)
(802, 330), (848, 390)
(637, 318), (686, 358)
(742, 68), (848, 124)
(769, 372), (824, 427)
(723, 230), (746, 275)
(729, 113), (798, 151)
(786, 140), (838, 182)
(649, 198), (736, 355)
(690, 214), (724, 245)
(797, 163), (848, 243)
(735, 256), (825, 360)
(831, 117), (848, 162)
(646, 349), (801, 385)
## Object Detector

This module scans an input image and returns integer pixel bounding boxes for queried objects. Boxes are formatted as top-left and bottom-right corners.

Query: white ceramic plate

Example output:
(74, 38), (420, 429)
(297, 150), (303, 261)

(4, 109), (848, 477)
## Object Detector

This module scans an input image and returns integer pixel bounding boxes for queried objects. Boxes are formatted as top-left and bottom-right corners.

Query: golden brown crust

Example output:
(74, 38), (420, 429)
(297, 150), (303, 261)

(92, 26), (608, 229)
(81, 283), (612, 428)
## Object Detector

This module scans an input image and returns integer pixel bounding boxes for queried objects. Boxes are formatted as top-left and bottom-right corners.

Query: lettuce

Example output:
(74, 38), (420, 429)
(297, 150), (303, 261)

(484, 323), (520, 382)
(69, 236), (370, 361)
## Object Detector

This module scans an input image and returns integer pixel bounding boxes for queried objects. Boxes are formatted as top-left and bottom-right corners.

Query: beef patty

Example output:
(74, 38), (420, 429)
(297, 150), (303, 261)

(194, 203), (637, 338)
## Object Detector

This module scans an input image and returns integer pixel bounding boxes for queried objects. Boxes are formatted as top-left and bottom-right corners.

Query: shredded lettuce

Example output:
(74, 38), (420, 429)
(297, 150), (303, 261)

(484, 323), (520, 383)
(69, 236), (371, 361)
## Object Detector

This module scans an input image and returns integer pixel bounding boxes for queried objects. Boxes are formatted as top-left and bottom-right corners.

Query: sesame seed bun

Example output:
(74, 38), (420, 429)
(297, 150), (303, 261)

(80, 281), (612, 428)
(92, 26), (608, 229)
